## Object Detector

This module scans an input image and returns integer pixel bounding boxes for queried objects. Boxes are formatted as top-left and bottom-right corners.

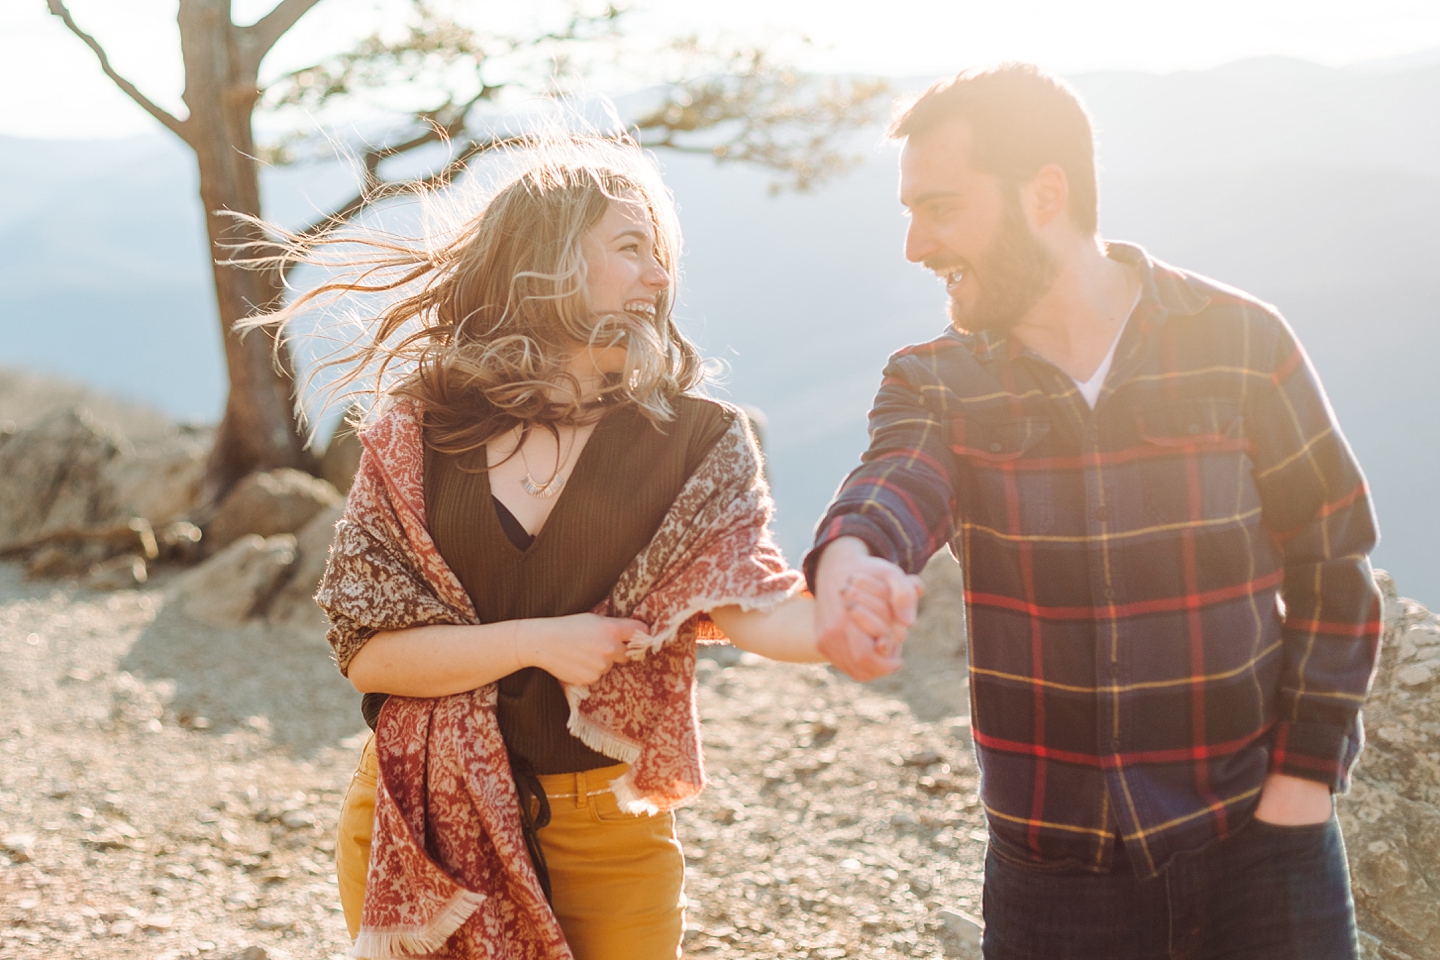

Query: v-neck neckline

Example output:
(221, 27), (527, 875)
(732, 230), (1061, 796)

(482, 409), (620, 556)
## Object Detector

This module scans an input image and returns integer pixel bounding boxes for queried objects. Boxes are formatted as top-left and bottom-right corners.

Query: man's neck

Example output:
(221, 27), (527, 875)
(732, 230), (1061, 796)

(1009, 238), (1138, 383)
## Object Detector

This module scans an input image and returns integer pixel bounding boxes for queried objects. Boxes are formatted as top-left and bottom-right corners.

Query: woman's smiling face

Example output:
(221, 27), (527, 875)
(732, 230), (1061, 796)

(579, 198), (671, 373)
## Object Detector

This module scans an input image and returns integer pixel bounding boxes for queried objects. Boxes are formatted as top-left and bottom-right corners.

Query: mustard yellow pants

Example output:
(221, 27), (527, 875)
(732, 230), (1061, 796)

(335, 736), (686, 960)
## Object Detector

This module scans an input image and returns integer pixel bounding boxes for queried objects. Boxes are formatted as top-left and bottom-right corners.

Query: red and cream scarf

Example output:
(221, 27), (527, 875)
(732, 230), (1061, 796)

(316, 400), (801, 959)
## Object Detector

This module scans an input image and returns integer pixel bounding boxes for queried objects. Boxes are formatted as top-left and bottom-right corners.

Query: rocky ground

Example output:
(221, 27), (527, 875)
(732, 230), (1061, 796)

(0, 554), (982, 960)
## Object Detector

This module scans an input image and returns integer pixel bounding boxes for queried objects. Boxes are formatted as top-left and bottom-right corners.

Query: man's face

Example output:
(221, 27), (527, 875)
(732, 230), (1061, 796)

(899, 118), (1057, 334)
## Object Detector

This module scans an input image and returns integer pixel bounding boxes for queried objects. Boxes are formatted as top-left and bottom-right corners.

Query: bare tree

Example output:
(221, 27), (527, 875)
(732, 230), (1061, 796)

(48, 0), (888, 503)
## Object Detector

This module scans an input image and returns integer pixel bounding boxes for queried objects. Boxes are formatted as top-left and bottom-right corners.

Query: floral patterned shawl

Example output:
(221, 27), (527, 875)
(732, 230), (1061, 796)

(316, 399), (801, 959)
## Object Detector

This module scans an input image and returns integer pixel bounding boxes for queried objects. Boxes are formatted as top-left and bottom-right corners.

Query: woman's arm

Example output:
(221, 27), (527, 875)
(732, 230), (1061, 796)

(346, 614), (649, 697)
(709, 594), (825, 664)
(710, 567), (924, 667)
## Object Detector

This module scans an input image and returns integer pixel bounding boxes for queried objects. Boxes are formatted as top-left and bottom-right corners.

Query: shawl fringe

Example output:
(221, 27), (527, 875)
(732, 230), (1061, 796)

(351, 889), (486, 959)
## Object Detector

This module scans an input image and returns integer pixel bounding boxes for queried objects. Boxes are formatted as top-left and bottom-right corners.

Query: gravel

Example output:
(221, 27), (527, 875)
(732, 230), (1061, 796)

(0, 554), (983, 959)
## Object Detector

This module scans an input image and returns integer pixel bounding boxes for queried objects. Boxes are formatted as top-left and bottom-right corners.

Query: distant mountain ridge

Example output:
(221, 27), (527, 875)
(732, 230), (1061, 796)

(1, 56), (1436, 601)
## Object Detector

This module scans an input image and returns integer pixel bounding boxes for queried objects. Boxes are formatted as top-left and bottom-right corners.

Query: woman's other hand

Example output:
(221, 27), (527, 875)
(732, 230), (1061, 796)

(347, 616), (647, 697)
(520, 614), (648, 686)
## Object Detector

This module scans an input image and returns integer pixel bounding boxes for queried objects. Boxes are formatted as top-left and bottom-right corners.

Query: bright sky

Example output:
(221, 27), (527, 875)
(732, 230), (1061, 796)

(2, 0), (1439, 140)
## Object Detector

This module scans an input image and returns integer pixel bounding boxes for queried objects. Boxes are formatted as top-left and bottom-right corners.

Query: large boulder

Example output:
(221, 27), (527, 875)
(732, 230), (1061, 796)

(1340, 572), (1440, 959)
(0, 407), (121, 546)
(165, 534), (298, 627)
(266, 504), (344, 627)
(101, 430), (208, 529)
(204, 468), (342, 555)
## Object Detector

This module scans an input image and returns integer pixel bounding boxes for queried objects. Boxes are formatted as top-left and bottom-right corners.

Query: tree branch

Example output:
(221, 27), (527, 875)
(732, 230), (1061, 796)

(282, 134), (527, 280)
(46, 0), (191, 143)
(240, 0), (325, 72)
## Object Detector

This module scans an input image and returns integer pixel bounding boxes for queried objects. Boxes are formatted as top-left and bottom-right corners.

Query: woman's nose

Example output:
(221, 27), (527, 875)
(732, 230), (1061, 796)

(644, 259), (670, 289)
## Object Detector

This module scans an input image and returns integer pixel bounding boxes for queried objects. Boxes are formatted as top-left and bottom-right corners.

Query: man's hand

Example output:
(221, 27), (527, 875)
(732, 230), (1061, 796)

(813, 537), (924, 681)
(1252, 772), (1333, 826)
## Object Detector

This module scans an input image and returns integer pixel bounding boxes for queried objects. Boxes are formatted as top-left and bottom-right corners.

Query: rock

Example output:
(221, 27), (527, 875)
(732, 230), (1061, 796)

(157, 520), (204, 563)
(230, 947), (269, 960)
(264, 504), (343, 626)
(1338, 570), (1440, 958)
(0, 407), (120, 546)
(83, 554), (147, 591)
(319, 413), (363, 494)
(938, 908), (983, 957)
(24, 542), (100, 579)
(2, 833), (36, 862)
(280, 809), (316, 830)
(205, 468), (342, 555)
(101, 434), (207, 529)
(253, 907), (294, 930)
(166, 534), (298, 626)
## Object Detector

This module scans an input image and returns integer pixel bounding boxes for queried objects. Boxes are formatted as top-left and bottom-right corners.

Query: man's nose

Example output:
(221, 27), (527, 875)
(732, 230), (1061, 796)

(904, 221), (935, 264)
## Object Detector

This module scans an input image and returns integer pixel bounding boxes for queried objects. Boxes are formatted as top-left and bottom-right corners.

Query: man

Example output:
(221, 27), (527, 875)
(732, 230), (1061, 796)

(809, 64), (1381, 959)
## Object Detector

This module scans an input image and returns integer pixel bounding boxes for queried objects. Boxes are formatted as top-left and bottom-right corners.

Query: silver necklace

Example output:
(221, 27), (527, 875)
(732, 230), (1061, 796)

(517, 427), (575, 499)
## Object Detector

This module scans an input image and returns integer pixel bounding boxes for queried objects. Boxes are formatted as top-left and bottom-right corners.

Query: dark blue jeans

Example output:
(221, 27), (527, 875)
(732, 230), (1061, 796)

(981, 815), (1358, 959)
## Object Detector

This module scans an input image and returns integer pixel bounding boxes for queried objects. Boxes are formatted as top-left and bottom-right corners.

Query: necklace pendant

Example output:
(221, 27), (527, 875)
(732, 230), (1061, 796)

(521, 472), (566, 499)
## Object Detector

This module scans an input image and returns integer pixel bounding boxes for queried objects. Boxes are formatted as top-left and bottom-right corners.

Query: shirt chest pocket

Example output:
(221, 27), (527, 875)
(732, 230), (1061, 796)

(948, 416), (1055, 535)
(1135, 399), (1256, 525)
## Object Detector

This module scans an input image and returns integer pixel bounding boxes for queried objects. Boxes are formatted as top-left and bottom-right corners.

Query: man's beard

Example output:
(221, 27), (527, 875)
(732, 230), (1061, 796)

(947, 195), (1058, 334)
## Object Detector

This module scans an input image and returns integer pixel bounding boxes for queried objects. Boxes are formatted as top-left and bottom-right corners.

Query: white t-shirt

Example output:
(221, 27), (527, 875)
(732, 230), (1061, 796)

(1072, 323), (1126, 409)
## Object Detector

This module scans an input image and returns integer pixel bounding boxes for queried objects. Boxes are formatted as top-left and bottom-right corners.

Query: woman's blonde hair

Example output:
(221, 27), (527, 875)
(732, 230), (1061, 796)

(248, 136), (706, 458)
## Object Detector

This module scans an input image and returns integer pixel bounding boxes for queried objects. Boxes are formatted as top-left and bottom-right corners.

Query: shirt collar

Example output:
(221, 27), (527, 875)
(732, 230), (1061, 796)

(949, 241), (1210, 362)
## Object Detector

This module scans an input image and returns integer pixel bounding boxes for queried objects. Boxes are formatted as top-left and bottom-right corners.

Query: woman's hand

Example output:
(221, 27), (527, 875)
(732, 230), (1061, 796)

(347, 615), (649, 697)
(518, 614), (649, 686)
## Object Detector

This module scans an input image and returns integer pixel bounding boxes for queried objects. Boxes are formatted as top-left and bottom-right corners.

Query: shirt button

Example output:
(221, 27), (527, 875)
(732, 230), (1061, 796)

(1094, 506), (1109, 522)
(1110, 738), (1122, 752)
(1103, 587), (1116, 602)
(1188, 423), (1202, 435)
(989, 442), (1003, 453)
(1110, 663), (1120, 679)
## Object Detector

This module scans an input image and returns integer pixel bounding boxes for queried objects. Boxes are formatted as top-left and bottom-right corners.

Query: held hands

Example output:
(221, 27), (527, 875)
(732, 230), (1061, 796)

(814, 537), (925, 682)
(517, 613), (649, 686)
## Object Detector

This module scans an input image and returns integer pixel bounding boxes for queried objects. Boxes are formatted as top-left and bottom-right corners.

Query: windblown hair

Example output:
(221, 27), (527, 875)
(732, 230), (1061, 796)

(889, 63), (1099, 235)
(246, 137), (706, 459)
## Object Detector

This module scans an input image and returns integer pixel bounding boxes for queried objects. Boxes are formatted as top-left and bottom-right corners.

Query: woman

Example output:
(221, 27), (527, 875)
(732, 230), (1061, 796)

(264, 142), (847, 960)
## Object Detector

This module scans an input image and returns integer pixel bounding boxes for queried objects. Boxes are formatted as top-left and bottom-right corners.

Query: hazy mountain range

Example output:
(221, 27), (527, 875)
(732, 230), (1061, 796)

(2, 56), (1438, 602)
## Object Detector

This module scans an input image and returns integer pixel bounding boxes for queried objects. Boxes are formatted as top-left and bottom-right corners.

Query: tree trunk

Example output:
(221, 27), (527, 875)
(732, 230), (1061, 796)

(178, 0), (316, 508)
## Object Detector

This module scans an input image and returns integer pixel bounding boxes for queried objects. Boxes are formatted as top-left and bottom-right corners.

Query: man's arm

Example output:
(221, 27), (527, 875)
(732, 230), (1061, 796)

(806, 352), (960, 679)
(1247, 312), (1383, 803)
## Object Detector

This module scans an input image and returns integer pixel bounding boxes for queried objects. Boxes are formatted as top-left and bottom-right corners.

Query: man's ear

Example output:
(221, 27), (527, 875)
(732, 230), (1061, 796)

(1027, 163), (1070, 229)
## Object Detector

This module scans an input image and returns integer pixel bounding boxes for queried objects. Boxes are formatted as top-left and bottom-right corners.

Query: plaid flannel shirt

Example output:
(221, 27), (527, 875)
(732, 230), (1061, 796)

(807, 243), (1382, 878)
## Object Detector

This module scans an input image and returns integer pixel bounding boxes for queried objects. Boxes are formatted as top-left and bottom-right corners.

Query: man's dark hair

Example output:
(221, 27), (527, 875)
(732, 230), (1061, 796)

(890, 63), (1099, 235)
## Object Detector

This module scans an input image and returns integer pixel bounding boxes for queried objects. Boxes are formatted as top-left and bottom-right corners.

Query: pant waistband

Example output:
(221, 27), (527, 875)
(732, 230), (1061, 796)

(535, 762), (630, 803)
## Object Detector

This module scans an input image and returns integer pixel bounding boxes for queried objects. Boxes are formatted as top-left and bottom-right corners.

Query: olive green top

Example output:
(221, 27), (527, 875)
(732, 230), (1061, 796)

(421, 396), (733, 774)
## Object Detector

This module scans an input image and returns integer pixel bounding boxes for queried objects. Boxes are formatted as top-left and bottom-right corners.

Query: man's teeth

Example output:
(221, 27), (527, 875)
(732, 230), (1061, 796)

(944, 269), (964, 285)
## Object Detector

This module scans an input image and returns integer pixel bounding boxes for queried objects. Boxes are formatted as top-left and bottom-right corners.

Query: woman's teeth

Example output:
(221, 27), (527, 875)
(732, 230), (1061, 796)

(625, 300), (657, 318)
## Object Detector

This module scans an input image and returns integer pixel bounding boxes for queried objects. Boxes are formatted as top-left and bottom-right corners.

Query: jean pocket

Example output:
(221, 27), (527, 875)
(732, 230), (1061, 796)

(1247, 814), (1335, 839)
(590, 790), (657, 824)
